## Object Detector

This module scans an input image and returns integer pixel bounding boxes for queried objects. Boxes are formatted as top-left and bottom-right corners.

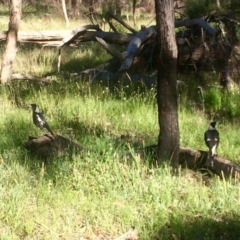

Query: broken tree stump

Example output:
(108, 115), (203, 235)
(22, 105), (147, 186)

(24, 134), (85, 158)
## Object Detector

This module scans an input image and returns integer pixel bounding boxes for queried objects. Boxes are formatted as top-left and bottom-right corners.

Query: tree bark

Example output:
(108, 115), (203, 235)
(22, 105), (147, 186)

(1, 0), (22, 84)
(155, 0), (179, 167)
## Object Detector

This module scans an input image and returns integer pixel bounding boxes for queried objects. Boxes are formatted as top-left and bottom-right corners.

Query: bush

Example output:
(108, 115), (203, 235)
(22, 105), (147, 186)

(203, 87), (240, 120)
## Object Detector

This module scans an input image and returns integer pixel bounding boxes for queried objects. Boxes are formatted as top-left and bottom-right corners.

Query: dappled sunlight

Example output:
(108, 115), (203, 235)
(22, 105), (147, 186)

(1, 1), (240, 238)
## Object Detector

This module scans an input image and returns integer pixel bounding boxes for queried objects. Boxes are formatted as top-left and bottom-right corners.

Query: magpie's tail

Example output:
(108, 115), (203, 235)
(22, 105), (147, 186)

(48, 127), (54, 136)
(45, 124), (54, 136)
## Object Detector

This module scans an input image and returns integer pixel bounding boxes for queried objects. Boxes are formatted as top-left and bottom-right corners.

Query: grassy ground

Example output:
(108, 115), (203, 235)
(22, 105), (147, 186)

(1, 4), (240, 240)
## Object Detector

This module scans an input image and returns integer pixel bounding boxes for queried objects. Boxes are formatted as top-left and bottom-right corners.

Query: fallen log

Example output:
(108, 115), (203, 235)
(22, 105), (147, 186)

(135, 145), (240, 178)
(0, 29), (133, 45)
(0, 19), (230, 79)
(24, 134), (85, 158)
(180, 147), (240, 178)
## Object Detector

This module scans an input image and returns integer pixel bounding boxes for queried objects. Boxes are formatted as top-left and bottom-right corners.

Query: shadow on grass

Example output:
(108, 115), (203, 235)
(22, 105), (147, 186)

(152, 213), (240, 240)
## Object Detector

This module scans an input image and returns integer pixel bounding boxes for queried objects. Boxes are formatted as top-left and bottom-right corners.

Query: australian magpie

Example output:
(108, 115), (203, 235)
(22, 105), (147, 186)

(29, 103), (54, 136)
(204, 121), (219, 157)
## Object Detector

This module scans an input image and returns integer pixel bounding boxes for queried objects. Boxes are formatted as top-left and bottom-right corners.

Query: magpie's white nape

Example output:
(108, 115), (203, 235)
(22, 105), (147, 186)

(29, 103), (54, 136)
(204, 121), (220, 157)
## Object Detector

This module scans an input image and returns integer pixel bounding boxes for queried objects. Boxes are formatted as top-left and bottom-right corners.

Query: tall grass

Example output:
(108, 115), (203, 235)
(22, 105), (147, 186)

(0, 78), (240, 239)
(0, 6), (240, 239)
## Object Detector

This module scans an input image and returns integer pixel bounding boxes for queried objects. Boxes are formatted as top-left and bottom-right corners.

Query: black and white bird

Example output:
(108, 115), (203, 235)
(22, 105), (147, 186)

(204, 121), (219, 157)
(29, 103), (54, 136)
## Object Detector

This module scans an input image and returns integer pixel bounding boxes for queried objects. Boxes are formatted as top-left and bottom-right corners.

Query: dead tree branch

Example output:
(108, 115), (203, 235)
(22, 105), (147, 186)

(109, 13), (138, 34)
(175, 18), (219, 36)
(118, 25), (157, 72)
(95, 36), (127, 61)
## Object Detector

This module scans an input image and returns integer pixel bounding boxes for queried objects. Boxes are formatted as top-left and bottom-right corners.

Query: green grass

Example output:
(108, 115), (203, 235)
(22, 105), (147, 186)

(0, 80), (240, 239)
(1, 5), (240, 239)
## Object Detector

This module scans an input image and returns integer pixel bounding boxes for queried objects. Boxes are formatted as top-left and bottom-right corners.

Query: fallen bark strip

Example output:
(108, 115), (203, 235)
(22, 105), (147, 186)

(24, 134), (85, 158)
(11, 73), (50, 83)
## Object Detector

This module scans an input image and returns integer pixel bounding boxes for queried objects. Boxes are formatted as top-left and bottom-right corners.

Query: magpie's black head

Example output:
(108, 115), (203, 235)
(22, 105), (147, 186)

(209, 121), (219, 129)
(29, 104), (41, 113)
(29, 103), (37, 110)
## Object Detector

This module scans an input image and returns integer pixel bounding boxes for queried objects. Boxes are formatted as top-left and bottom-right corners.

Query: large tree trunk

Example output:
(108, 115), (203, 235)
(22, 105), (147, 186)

(1, 0), (22, 84)
(155, 0), (179, 167)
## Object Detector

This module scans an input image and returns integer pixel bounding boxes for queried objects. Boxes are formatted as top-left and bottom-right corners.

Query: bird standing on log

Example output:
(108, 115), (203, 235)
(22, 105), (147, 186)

(29, 103), (54, 136)
(204, 121), (219, 157)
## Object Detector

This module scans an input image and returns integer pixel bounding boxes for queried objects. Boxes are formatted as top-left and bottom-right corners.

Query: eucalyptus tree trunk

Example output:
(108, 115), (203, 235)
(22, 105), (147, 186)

(62, 0), (70, 27)
(1, 0), (22, 84)
(155, 0), (179, 167)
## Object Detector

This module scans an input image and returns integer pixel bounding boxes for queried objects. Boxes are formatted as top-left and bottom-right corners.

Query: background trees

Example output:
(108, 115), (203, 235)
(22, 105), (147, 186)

(1, 0), (22, 84)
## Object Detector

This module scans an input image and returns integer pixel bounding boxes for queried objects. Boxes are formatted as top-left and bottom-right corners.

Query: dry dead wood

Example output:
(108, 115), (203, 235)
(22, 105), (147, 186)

(56, 25), (103, 48)
(55, 25), (103, 72)
(24, 134), (85, 158)
(0, 29), (133, 45)
(23, 133), (240, 178)
(95, 36), (128, 61)
(180, 147), (240, 178)
(11, 73), (50, 83)
(141, 145), (240, 178)
(0, 19), (226, 79)
(175, 18), (219, 36)
(109, 13), (138, 34)
(117, 25), (157, 72)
